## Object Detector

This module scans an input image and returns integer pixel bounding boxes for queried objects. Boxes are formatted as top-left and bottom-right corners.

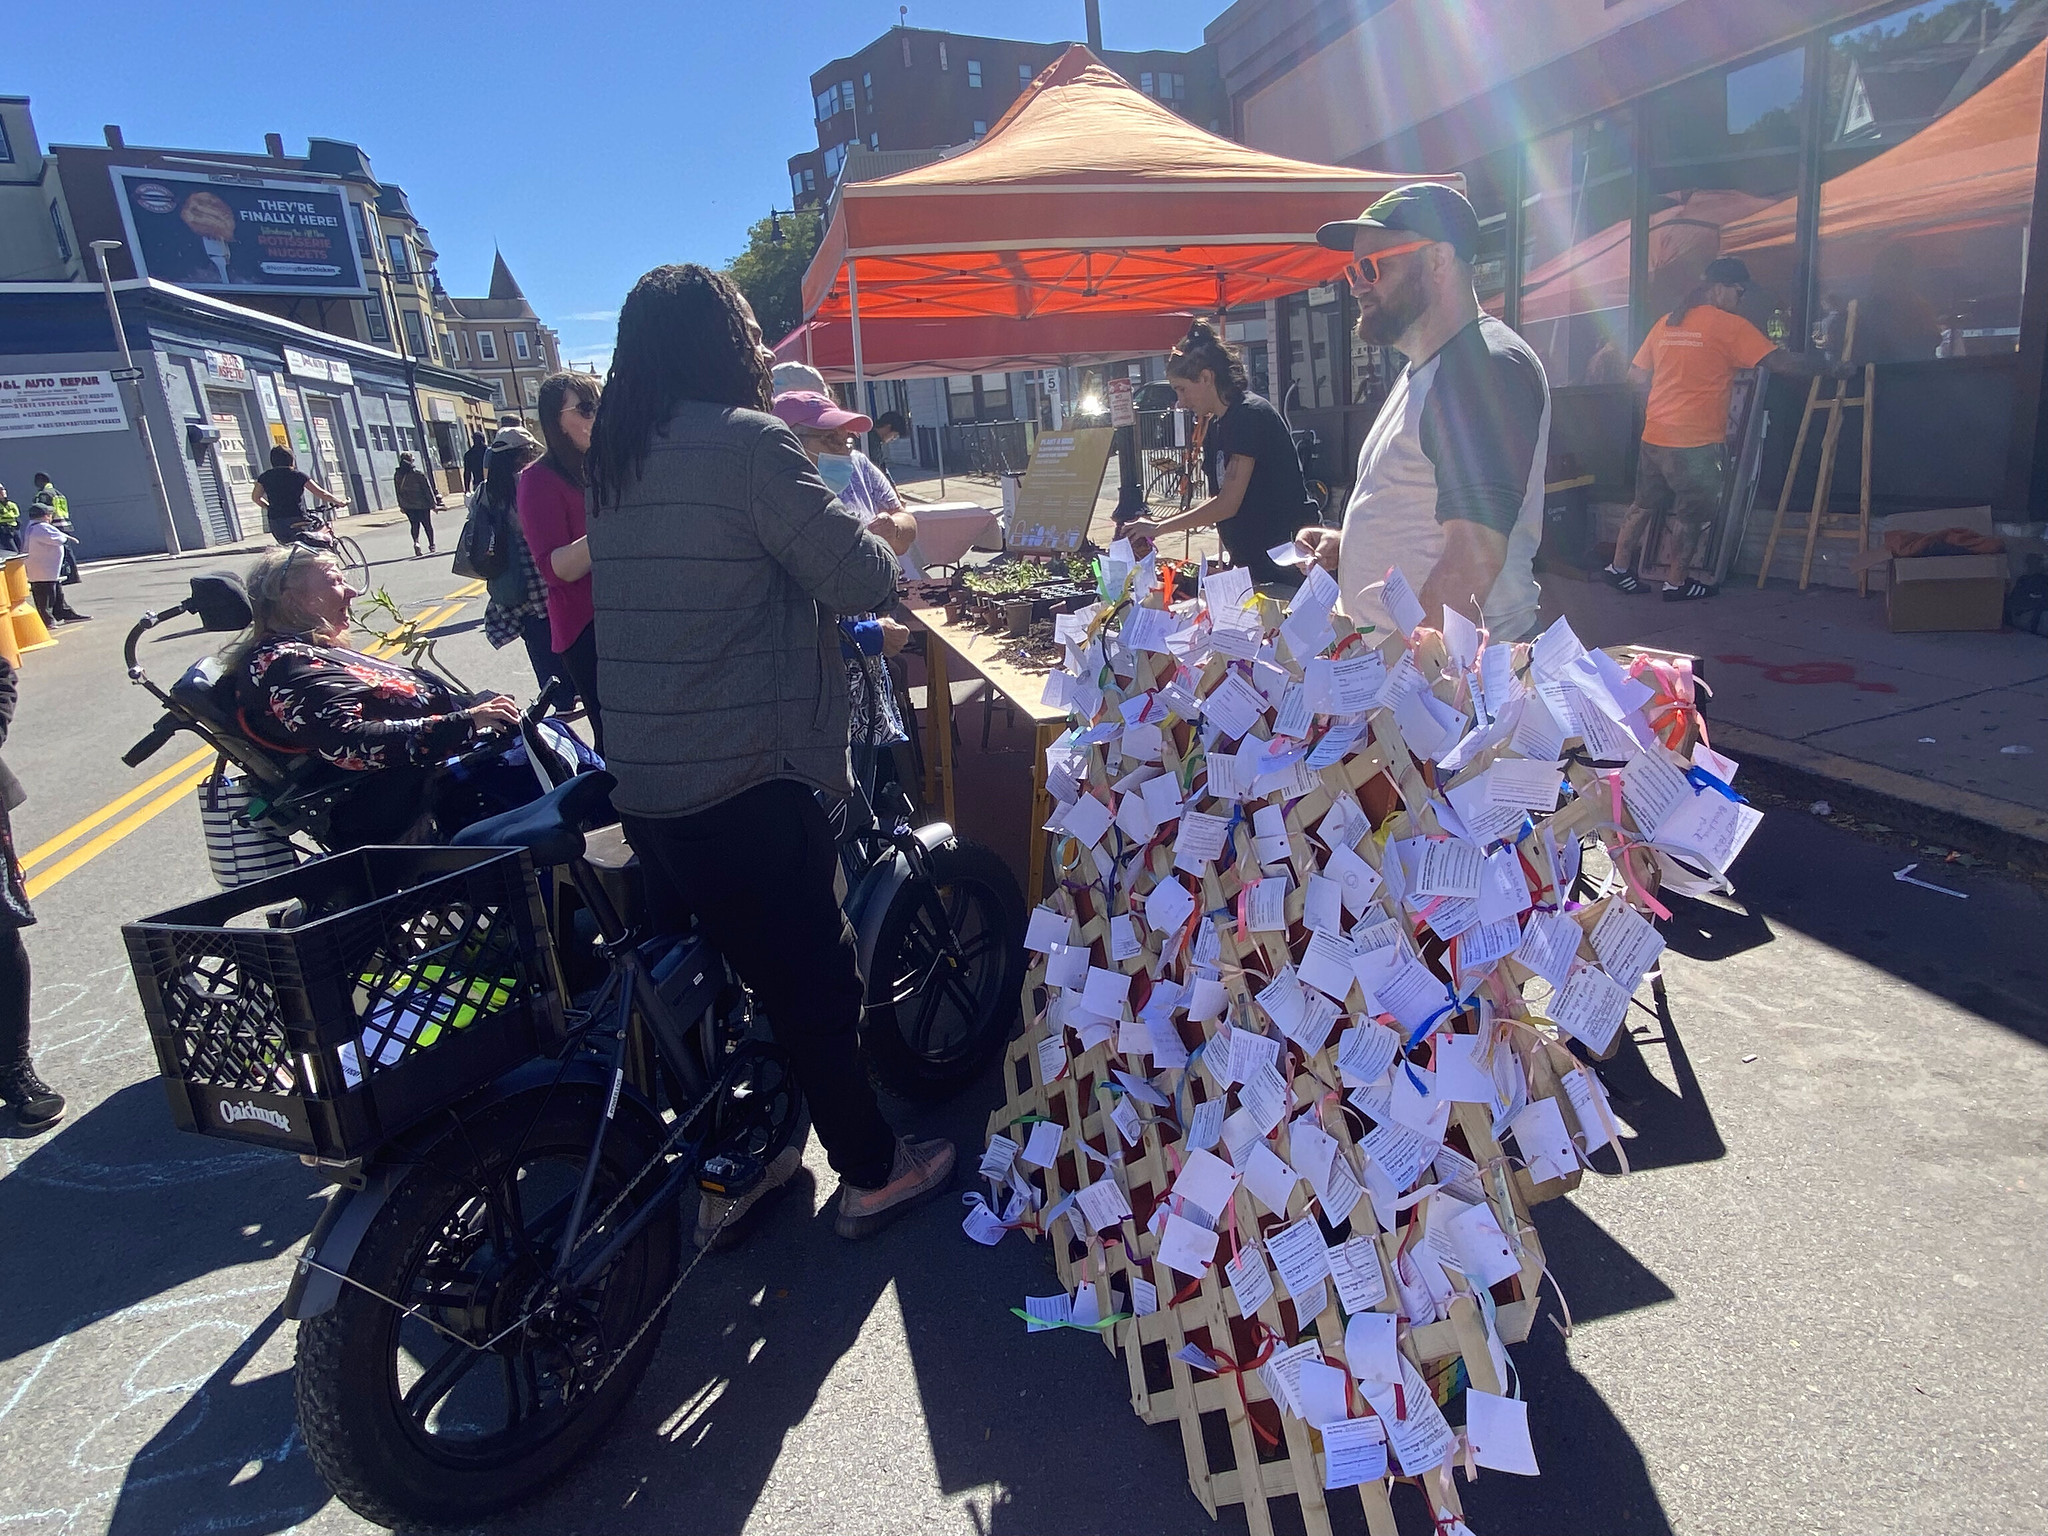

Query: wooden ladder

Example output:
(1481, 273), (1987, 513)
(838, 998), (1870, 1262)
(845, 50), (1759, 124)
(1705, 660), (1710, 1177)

(1757, 299), (1877, 595)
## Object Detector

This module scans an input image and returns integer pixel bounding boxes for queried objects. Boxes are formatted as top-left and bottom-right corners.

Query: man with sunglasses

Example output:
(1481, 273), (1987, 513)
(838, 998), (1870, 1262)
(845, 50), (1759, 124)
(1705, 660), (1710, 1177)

(1606, 255), (1843, 600)
(1293, 184), (1551, 641)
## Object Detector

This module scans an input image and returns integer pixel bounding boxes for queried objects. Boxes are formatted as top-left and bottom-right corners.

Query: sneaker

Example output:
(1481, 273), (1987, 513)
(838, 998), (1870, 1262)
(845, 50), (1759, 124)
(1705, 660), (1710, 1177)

(834, 1136), (956, 1240)
(1661, 581), (1718, 602)
(56, 613), (91, 624)
(694, 1141), (805, 1251)
(0, 1060), (65, 1131)
(1602, 566), (1645, 594)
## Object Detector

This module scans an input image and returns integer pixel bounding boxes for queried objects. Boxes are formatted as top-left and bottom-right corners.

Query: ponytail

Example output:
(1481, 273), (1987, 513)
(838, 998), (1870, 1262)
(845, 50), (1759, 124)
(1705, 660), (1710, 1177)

(1667, 283), (1715, 329)
(1165, 319), (1249, 405)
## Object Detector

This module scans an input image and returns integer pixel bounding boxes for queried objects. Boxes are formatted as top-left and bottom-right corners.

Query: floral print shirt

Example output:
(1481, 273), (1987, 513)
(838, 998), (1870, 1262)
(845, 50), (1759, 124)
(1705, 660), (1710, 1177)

(244, 634), (477, 771)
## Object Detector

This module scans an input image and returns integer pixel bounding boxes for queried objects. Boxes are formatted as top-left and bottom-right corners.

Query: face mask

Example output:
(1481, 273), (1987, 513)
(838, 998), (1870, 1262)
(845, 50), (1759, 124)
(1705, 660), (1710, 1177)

(815, 452), (855, 493)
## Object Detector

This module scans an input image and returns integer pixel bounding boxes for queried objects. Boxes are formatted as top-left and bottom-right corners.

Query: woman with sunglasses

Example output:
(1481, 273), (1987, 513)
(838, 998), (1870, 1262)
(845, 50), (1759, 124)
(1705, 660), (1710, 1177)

(519, 371), (606, 750)
(1117, 319), (1309, 593)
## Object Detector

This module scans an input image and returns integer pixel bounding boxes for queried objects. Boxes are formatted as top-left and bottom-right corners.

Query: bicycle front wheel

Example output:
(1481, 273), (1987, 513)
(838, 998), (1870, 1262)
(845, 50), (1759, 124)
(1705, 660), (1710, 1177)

(332, 533), (372, 589)
(294, 1086), (680, 1528)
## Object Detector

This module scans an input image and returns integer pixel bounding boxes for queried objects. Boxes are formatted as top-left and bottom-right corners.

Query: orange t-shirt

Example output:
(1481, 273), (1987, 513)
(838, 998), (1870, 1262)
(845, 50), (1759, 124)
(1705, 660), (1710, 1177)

(1633, 306), (1776, 448)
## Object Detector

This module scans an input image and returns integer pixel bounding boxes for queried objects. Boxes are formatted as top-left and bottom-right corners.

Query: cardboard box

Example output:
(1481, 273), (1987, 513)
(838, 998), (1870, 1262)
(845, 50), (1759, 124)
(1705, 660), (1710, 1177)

(1875, 508), (2009, 632)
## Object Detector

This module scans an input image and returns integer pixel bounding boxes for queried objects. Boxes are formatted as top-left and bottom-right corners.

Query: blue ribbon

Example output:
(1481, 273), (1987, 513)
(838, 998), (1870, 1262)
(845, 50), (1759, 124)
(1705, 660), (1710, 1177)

(1684, 766), (1749, 804)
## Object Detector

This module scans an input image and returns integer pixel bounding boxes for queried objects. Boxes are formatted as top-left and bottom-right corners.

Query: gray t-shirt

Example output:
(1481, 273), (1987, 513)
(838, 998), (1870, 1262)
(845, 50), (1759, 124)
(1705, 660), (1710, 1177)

(1338, 315), (1550, 640)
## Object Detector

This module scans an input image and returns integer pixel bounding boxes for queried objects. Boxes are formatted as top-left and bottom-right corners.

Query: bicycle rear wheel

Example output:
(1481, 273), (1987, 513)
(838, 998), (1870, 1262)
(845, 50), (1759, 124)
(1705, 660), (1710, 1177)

(332, 533), (372, 589)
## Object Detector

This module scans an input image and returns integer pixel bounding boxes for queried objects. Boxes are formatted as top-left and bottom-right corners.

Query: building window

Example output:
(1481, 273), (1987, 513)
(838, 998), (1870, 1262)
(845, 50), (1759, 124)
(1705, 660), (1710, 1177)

(401, 308), (429, 358)
(816, 84), (838, 121)
(488, 379), (507, 407)
(870, 132), (880, 149)
(902, 34), (912, 67)
(946, 374), (976, 421)
(48, 202), (71, 262)
(841, 78), (855, 114)
(1521, 112), (1635, 386)
(804, 168), (816, 192)
(523, 377), (541, 406)
(476, 330), (497, 361)
(363, 296), (390, 343)
(1645, 45), (1805, 354)
(386, 234), (411, 277)
(825, 145), (844, 178)
(967, 59), (982, 87)
(863, 71), (874, 110)
(791, 171), (806, 200)
(939, 41), (948, 70)
(454, 329), (469, 361)
(513, 331), (531, 359)
(350, 201), (375, 257)
(972, 121), (987, 137)
(1020, 63), (1033, 89)
(1812, 4), (2037, 360)
(1141, 72), (1154, 95)
(433, 330), (447, 361)
(0, 118), (12, 164)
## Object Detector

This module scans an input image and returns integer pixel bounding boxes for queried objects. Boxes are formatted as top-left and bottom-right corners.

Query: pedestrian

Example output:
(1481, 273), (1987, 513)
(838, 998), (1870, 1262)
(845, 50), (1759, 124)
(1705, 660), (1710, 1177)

(393, 452), (439, 557)
(0, 483), (19, 555)
(31, 474), (78, 585)
(518, 372), (605, 751)
(1119, 319), (1313, 594)
(24, 507), (88, 625)
(1605, 256), (1845, 601)
(586, 262), (953, 1245)
(1293, 184), (1551, 640)
(0, 656), (62, 1133)
(478, 427), (574, 702)
(462, 429), (489, 491)
(252, 446), (345, 545)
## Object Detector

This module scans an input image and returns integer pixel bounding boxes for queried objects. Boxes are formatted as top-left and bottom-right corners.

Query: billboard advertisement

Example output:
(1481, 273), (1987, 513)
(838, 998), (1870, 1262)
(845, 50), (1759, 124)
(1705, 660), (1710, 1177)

(0, 370), (130, 439)
(115, 169), (367, 297)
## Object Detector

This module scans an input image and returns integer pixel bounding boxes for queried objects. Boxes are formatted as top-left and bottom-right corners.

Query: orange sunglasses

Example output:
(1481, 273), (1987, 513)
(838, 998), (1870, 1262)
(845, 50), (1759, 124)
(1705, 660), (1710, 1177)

(1342, 238), (1435, 288)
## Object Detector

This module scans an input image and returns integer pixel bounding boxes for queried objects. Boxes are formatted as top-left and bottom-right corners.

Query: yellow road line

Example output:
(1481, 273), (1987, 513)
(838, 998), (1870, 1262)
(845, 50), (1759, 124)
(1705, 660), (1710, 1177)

(20, 745), (216, 872)
(445, 578), (486, 600)
(27, 762), (215, 899)
(363, 598), (466, 658)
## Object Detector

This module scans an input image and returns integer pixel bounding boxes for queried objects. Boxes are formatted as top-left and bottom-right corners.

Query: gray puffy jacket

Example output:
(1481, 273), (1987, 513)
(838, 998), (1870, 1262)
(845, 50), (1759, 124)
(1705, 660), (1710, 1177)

(586, 401), (899, 819)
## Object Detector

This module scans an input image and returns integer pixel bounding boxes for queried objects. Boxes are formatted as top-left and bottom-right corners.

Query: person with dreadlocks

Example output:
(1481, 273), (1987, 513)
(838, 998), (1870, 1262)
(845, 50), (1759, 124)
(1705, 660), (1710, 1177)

(585, 264), (955, 1249)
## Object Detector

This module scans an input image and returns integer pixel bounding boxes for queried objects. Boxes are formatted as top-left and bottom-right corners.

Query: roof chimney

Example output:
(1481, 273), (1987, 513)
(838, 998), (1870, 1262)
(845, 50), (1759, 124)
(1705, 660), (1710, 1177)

(1084, 0), (1102, 51)
(265, 132), (285, 158)
(103, 124), (124, 149)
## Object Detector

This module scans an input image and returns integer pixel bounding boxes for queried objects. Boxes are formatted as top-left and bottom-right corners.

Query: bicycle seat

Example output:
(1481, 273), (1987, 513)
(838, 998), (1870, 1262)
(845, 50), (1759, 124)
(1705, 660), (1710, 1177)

(450, 770), (617, 866)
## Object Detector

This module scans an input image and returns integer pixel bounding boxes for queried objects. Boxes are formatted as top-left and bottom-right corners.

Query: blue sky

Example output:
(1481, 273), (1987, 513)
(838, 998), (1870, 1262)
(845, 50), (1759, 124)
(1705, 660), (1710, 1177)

(9, 0), (1210, 371)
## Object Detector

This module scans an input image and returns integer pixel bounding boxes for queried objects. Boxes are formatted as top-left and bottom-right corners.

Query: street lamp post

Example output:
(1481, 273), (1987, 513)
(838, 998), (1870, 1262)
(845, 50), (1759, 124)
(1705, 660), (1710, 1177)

(87, 240), (183, 558)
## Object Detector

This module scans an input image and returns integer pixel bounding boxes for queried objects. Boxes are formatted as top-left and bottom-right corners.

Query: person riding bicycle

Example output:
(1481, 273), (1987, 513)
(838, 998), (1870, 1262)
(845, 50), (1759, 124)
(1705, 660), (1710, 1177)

(587, 263), (955, 1245)
(232, 543), (520, 843)
(253, 446), (345, 546)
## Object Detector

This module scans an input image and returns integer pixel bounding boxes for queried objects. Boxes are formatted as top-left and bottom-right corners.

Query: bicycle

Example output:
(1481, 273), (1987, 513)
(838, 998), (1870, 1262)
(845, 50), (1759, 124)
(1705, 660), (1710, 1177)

(285, 502), (371, 590)
(124, 694), (1024, 1527)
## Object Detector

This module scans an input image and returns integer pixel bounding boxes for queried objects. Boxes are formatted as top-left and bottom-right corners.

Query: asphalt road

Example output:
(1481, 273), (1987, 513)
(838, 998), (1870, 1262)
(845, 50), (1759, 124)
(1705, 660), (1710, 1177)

(0, 514), (2043, 1536)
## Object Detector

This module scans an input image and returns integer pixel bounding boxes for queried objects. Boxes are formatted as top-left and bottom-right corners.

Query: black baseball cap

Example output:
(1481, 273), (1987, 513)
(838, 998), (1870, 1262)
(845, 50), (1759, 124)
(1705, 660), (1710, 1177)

(1703, 257), (1752, 287)
(1316, 182), (1481, 262)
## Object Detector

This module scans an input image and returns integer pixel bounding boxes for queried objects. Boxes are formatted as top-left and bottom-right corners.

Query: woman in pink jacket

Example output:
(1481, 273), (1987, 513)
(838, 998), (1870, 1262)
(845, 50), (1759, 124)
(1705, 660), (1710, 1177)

(516, 372), (603, 752)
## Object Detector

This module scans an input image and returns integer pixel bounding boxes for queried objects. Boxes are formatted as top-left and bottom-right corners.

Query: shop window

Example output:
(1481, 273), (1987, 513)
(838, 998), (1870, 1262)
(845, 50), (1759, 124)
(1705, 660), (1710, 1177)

(968, 60), (982, 87)
(1816, 1), (2042, 360)
(1521, 111), (1635, 385)
(476, 331), (497, 361)
(1646, 44), (1806, 347)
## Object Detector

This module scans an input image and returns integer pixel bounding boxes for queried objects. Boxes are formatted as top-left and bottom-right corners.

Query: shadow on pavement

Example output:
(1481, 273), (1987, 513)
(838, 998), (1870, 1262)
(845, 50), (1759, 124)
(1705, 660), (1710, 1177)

(1583, 995), (1728, 1174)
(0, 1080), (318, 1364)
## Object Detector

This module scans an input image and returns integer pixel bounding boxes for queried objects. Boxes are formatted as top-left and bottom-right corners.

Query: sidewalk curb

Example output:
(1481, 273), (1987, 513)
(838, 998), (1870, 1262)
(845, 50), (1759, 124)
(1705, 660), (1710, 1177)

(1715, 721), (2048, 867)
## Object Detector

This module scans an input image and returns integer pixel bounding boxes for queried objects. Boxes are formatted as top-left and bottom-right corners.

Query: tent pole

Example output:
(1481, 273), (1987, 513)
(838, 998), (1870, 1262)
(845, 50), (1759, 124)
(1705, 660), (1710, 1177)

(936, 394), (947, 498)
(849, 259), (868, 409)
(804, 320), (814, 365)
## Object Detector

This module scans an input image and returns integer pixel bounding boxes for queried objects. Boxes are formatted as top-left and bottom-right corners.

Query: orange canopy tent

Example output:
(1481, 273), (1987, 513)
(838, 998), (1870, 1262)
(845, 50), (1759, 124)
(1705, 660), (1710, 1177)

(1721, 38), (2047, 284)
(1515, 189), (1780, 327)
(773, 311), (1193, 382)
(800, 44), (1454, 390)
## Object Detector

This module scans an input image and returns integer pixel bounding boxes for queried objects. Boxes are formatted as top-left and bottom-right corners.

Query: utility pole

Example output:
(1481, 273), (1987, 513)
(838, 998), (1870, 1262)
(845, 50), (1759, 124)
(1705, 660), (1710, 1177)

(88, 241), (183, 558)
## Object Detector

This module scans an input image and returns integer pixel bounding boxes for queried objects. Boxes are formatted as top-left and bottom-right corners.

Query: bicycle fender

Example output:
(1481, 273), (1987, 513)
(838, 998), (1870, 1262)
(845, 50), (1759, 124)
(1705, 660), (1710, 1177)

(284, 1055), (648, 1320)
(847, 821), (954, 985)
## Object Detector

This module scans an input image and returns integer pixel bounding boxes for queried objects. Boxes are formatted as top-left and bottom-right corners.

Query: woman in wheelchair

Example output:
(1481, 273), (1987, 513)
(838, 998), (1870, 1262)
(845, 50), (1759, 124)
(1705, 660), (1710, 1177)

(232, 545), (521, 842)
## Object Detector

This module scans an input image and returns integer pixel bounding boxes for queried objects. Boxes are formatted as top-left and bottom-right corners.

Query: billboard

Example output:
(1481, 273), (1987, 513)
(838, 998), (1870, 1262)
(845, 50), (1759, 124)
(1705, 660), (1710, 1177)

(115, 169), (367, 297)
(0, 370), (130, 439)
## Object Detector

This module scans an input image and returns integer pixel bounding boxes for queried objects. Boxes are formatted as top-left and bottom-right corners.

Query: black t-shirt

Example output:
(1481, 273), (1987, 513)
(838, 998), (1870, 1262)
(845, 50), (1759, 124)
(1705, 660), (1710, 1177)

(257, 467), (311, 534)
(1202, 392), (1309, 587)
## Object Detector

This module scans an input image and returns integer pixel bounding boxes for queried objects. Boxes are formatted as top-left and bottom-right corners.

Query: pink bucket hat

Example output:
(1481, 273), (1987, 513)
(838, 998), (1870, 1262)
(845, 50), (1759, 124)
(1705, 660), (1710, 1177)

(771, 390), (872, 434)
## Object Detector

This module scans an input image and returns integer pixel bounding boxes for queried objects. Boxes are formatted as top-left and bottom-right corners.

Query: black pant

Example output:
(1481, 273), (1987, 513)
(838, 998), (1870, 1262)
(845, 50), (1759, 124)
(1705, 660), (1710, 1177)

(0, 929), (30, 1071)
(622, 780), (896, 1187)
(31, 581), (78, 624)
(556, 622), (602, 755)
(517, 615), (575, 703)
(403, 506), (435, 548)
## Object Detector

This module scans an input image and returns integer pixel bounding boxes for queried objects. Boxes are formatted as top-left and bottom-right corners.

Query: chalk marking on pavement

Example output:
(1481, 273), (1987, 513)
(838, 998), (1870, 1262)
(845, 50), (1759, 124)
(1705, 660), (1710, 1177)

(26, 763), (216, 899)
(19, 746), (215, 873)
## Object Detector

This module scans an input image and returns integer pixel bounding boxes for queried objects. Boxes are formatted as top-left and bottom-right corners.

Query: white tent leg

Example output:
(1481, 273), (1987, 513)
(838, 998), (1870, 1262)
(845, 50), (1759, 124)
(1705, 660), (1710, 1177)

(849, 260), (867, 408)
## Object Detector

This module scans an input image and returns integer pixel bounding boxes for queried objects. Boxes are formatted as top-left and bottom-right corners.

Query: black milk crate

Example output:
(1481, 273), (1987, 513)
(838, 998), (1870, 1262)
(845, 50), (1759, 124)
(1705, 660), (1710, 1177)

(122, 846), (564, 1160)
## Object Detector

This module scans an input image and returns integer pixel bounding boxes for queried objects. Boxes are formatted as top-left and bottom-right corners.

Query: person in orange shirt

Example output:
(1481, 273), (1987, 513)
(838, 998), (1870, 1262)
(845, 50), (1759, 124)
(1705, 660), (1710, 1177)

(1606, 257), (1844, 600)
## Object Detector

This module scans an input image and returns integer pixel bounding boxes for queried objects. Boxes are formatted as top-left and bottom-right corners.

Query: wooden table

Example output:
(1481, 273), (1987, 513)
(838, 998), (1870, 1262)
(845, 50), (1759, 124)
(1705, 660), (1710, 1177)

(901, 592), (1069, 905)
